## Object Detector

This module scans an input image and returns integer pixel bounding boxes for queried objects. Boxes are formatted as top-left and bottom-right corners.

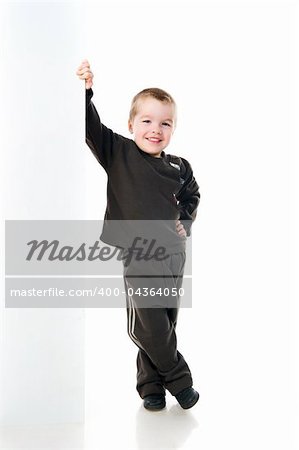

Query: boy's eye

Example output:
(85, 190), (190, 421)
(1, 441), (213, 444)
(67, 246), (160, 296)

(142, 120), (171, 127)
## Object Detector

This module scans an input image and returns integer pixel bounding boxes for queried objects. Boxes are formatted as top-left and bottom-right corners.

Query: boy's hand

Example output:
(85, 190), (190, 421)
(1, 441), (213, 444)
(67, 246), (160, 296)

(76, 59), (93, 89)
(176, 220), (187, 238)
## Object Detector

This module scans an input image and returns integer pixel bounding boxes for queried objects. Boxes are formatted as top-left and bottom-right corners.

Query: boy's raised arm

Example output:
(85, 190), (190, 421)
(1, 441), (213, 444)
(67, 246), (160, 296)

(76, 59), (121, 172)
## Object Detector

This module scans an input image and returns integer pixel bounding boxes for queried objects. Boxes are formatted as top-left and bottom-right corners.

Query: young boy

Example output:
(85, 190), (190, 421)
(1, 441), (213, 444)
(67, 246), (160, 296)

(76, 59), (200, 411)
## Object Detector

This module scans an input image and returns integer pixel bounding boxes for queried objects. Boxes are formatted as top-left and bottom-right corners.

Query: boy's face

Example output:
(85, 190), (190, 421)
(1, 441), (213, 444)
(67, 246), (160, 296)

(128, 97), (176, 157)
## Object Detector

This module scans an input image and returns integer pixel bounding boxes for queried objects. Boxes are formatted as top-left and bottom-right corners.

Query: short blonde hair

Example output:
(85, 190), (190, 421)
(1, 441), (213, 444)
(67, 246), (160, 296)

(129, 87), (177, 124)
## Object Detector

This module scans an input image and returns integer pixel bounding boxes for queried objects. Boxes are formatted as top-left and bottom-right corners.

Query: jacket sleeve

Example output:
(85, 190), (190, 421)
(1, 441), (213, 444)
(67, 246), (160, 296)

(176, 157), (200, 236)
(85, 88), (122, 172)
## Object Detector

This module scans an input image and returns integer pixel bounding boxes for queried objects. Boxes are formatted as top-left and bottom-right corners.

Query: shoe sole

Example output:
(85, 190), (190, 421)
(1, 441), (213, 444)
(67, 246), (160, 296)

(144, 406), (165, 411)
(144, 402), (166, 411)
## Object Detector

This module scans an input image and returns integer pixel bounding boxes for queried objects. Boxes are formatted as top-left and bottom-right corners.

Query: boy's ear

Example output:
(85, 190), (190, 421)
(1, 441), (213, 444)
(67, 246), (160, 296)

(128, 120), (133, 134)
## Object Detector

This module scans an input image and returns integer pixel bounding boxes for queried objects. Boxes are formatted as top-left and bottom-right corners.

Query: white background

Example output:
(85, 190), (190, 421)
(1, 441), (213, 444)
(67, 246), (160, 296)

(0, 0), (298, 449)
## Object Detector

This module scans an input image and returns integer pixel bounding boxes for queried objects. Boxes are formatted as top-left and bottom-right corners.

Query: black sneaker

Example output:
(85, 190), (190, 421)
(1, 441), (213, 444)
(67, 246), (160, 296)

(175, 387), (199, 409)
(143, 394), (166, 411)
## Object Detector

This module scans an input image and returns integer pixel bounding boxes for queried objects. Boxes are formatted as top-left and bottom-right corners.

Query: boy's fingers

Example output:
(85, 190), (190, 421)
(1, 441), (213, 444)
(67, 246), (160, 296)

(76, 58), (93, 88)
(76, 61), (90, 73)
(76, 67), (91, 75)
(81, 62), (90, 70)
(78, 73), (93, 81)
(76, 70), (93, 82)
(175, 220), (186, 237)
(78, 70), (92, 78)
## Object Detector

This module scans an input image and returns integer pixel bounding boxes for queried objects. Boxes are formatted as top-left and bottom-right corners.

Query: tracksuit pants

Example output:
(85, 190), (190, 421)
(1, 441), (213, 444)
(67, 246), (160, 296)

(122, 250), (193, 398)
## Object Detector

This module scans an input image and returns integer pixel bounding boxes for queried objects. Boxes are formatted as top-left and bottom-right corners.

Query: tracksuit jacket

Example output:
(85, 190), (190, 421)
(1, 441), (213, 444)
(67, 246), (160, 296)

(85, 88), (200, 245)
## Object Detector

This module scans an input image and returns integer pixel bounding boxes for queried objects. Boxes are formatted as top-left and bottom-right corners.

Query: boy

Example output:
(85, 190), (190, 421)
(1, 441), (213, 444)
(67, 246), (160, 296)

(76, 60), (200, 411)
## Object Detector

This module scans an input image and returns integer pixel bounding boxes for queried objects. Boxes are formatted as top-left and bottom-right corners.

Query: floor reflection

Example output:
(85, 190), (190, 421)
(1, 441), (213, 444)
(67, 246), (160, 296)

(135, 402), (199, 449)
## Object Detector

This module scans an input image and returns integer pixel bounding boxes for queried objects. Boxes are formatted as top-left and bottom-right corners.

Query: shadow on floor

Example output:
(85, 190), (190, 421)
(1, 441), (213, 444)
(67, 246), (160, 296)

(135, 402), (199, 449)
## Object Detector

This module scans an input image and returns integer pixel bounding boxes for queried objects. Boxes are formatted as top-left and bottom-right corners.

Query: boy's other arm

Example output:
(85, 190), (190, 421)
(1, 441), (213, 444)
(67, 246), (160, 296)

(176, 158), (200, 236)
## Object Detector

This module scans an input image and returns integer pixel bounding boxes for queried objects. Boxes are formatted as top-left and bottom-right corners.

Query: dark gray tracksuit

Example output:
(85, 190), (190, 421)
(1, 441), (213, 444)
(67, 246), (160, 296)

(85, 88), (200, 397)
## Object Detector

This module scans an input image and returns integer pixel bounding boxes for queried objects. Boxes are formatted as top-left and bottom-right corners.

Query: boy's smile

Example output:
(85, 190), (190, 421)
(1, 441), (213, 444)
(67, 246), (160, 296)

(128, 97), (176, 157)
